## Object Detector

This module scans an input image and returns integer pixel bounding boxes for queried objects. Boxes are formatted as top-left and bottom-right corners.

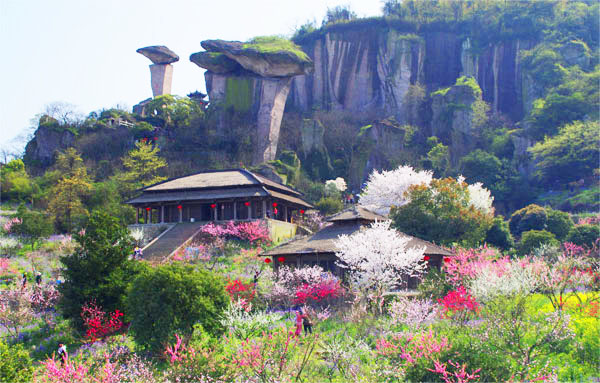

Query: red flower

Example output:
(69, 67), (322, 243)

(278, 257), (285, 263)
(424, 255), (430, 261)
(265, 258), (272, 264)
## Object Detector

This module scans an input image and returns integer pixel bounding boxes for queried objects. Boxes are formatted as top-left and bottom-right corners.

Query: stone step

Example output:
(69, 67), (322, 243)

(141, 222), (204, 262)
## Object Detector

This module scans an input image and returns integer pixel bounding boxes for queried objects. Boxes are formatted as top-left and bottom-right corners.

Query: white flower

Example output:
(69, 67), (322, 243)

(467, 182), (494, 214)
(325, 177), (348, 193)
(469, 262), (539, 302)
(335, 221), (426, 292)
(359, 166), (433, 215)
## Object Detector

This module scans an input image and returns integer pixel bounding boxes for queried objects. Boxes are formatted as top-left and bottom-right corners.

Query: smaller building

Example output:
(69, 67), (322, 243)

(264, 206), (453, 286)
(127, 169), (313, 224)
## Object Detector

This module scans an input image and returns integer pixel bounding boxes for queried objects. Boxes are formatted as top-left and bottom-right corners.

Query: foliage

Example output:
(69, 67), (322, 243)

(80, 302), (124, 342)
(12, 204), (53, 250)
(545, 208), (574, 241)
(359, 165), (433, 215)
(322, 5), (357, 26)
(47, 148), (92, 232)
(126, 263), (228, 352)
(391, 177), (493, 247)
(335, 220), (426, 296)
(243, 35), (310, 62)
(0, 340), (33, 383)
(509, 203), (548, 237)
(529, 120), (600, 185)
(0, 159), (33, 203)
(459, 149), (502, 190)
(485, 215), (514, 250)
(118, 140), (167, 193)
(219, 299), (282, 340)
(314, 196), (343, 216)
(517, 230), (559, 256)
(566, 224), (600, 247)
(58, 211), (135, 328)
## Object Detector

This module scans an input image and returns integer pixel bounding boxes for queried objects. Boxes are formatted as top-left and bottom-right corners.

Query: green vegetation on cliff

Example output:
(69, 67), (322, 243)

(244, 36), (310, 62)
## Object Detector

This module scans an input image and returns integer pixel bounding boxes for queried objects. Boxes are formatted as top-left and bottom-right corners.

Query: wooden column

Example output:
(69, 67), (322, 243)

(212, 205), (217, 221)
(233, 202), (237, 220)
(262, 200), (267, 219)
(247, 202), (252, 220)
(136, 208), (139, 224)
(178, 206), (182, 223)
(161, 206), (165, 223)
(148, 208), (152, 224)
(284, 206), (288, 222)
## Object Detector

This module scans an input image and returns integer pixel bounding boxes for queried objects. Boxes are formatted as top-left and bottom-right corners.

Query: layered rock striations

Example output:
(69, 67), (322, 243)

(191, 39), (312, 164)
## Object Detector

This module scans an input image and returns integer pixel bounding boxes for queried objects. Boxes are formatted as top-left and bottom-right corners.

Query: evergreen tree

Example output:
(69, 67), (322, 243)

(119, 140), (167, 193)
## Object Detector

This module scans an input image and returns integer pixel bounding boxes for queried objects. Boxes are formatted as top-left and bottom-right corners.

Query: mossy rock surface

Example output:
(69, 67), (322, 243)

(190, 51), (241, 74)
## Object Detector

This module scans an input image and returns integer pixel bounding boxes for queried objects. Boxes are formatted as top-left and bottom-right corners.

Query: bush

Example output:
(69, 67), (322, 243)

(0, 340), (34, 382)
(315, 196), (343, 216)
(126, 263), (229, 353)
(517, 230), (559, 256)
(58, 211), (136, 328)
(546, 209), (574, 241)
(509, 204), (548, 237)
(566, 224), (600, 247)
(485, 216), (514, 251)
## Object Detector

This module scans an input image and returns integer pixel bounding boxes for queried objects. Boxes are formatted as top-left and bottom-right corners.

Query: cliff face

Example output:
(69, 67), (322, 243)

(290, 29), (535, 122)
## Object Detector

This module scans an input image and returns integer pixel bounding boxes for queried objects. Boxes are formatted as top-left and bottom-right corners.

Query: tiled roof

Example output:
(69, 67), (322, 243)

(144, 170), (258, 191)
(327, 206), (387, 222)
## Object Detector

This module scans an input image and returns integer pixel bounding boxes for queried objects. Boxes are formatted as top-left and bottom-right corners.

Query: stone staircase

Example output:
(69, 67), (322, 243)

(141, 222), (204, 262)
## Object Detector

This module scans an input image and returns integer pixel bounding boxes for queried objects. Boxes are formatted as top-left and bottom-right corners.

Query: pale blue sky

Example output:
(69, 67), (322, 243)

(0, 0), (382, 152)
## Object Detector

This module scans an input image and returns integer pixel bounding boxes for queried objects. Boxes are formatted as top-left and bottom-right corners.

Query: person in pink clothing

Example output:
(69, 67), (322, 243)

(294, 310), (303, 337)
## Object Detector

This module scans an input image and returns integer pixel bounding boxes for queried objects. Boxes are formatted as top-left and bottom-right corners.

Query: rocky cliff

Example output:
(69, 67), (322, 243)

(290, 27), (535, 123)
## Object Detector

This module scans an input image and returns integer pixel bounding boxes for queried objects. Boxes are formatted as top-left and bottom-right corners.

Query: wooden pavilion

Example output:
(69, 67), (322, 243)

(263, 206), (453, 284)
(127, 169), (313, 224)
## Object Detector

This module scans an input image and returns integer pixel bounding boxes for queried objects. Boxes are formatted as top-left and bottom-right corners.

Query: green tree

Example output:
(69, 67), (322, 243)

(58, 211), (135, 328)
(119, 140), (167, 193)
(47, 148), (92, 232)
(485, 216), (514, 251)
(566, 224), (600, 247)
(528, 120), (599, 185)
(12, 204), (53, 250)
(126, 263), (228, 353)
(545, 209), (574, 241)
(459, 150), (502, 189)
(0, 159), (32, 203)
(315, 196), (343, 216)
(427, 139), (450, 177)
(391, 177), (493, 247)
(0, 340), (33, 383)
(517, 230), (559, 256)
(509, 204), (548, 238)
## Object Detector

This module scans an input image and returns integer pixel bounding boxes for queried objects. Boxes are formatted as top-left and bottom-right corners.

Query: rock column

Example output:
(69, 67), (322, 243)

(137, 46), (179, 97)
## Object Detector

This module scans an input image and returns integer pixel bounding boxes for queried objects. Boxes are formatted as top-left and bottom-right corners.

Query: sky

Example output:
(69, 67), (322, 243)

(0, 0), (383, 153)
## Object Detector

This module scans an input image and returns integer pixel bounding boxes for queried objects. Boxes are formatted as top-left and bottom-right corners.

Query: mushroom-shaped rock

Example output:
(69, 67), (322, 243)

(200, 38), (312, 77)
(137, 46), (179, 64)
(190, 51), (241, 74)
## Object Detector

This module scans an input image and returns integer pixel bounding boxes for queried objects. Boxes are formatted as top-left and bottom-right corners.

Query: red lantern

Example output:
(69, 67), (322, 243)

(145, 207), (151, 211)
(424, 255), (430, 261)
(153, 137), (158, 141)
(272, 202), (278, 207)
(177, 205), (182, 210)
(265, 258), (272, 264)
(244, 201), (250, 207)
(278, 257), (285, 263)
(444, 257), (451, 263)
(273, 208), (278, 215)
(300, 209), (305, 214)
(210, 203), (216, 209)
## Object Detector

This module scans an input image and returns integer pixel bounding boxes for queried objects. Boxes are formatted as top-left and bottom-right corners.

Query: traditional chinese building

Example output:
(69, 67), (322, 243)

(127, 169), (313, 224)
(263, 206), (453, 284)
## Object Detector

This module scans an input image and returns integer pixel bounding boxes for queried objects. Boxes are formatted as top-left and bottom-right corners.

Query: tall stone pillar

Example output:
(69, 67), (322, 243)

(137, 46), (179, 97)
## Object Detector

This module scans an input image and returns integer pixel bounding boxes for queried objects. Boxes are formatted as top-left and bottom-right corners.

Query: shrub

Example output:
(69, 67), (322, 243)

(546, 209), (574, 241)
(566, 224), (600, 247)
(126, 263), (229, 352)
(315, 196), (343, 215)
(509, 204), (548, 237)
(0, 340), (33, 382)
(485, 216), (514, 250)
(517, 230), (559, 256)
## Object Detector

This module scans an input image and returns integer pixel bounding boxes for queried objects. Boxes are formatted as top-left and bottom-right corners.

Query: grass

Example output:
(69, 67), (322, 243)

(243, 36), (310, 62)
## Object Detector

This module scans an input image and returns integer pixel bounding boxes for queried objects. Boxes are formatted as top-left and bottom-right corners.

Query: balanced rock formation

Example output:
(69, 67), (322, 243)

(137, 45), (179, 97)
(191, 39), (312, 164)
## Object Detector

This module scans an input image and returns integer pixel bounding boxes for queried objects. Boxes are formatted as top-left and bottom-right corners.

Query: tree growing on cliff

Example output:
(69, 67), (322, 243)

(359, 165), (433, 216)
(47, 148), (92, 232)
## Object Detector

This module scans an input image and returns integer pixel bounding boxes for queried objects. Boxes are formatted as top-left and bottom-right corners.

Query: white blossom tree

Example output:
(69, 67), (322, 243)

(335, 221), (426, 295)
(359, 166), (433, 215)
(458, 176), (494, 214)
